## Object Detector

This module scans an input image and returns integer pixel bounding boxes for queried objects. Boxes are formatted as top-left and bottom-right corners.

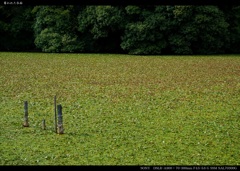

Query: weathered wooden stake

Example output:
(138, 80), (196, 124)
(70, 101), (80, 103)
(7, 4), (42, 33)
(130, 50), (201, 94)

(57, 104), (64, 134)
(54, 95), (57, 133)
(23, 101), (29, 127)
(42, 119), (46, 130)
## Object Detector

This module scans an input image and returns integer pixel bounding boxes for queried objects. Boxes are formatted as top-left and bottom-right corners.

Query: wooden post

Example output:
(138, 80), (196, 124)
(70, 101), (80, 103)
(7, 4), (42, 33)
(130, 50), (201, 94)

(42, 119), (46, 130)
(57, 104), (64, 134)
(54, 95), (57, 133)
(23, 101), (29, 127)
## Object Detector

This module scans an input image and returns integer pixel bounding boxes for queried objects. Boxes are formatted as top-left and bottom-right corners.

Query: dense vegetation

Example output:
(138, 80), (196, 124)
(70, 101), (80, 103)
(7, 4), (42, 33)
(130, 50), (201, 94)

(0, 5), (239, 54)
(1, 53), (240, 165)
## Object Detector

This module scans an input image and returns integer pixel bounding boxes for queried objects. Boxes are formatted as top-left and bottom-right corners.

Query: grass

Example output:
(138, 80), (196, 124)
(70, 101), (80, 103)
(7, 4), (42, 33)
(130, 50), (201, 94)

(0, 52), (240, 165)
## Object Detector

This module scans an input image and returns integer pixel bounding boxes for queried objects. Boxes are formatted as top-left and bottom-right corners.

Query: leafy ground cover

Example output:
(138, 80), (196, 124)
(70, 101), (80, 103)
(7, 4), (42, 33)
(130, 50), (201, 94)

(0, 52), (240, 165)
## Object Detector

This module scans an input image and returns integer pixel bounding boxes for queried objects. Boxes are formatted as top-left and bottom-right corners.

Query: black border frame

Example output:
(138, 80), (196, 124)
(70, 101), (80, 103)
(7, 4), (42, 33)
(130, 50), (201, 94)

(1, 0), (240, 6)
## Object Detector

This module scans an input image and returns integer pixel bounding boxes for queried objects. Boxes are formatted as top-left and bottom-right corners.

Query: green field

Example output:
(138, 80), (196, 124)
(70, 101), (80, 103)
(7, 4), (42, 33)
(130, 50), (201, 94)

(0, 52), (240, 165)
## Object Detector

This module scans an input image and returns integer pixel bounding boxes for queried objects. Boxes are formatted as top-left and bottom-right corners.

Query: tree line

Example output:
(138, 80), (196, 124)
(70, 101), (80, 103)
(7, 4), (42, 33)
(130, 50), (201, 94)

(0, 5), (239, 55)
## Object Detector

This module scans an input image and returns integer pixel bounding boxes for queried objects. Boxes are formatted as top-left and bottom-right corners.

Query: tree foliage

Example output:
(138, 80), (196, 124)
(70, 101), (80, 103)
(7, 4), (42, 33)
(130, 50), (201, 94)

(166, 6), (229, 54)
(221, 6), (240, 53)
(0, 6), (35, 51)
(120, 6), (168, 55)
(33, 6), (83, 52)
(0, 5), (239, 55)
(77, 6), (125, 52)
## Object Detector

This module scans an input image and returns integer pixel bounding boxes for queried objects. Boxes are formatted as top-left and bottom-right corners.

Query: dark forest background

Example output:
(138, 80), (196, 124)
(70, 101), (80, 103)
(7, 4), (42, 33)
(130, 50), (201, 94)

(0, 5), (239, 55)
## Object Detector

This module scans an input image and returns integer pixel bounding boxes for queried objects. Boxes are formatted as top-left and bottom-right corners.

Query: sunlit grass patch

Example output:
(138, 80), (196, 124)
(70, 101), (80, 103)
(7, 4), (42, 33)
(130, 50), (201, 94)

(0, 52), (240, 165)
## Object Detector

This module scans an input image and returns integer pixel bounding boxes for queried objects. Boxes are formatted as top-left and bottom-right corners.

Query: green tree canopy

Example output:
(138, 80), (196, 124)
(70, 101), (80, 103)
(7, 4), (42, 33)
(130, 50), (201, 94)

(33, 6), (83, 52)
(0, 5), (239, 55)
